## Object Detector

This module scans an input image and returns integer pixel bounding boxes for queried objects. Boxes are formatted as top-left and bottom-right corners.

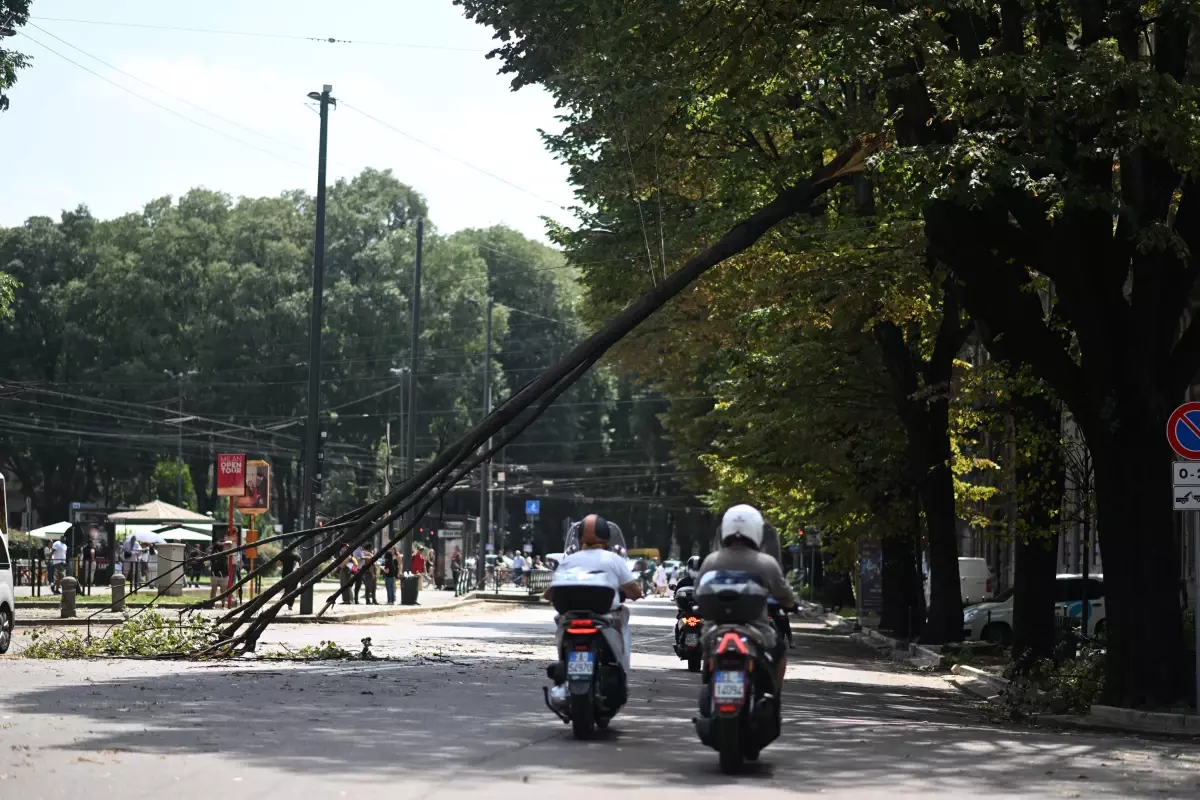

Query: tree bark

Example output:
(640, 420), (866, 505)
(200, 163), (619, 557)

(1010, 385), (1064, 671)
(874, 279), (970, 644)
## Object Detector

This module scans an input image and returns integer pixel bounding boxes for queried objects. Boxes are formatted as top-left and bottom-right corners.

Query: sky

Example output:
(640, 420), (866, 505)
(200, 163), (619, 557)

(0, 0), (575, 242)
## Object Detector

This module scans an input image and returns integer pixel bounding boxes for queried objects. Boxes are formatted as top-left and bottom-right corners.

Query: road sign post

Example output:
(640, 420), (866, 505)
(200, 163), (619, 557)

(1166, 404), (1200, 711)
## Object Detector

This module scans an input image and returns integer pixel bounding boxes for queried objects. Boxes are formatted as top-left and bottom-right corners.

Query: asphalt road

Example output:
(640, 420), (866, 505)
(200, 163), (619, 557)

(1, 598), (1198, 799)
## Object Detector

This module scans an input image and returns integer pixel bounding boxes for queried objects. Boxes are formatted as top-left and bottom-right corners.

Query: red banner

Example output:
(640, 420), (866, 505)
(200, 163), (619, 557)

(216, 454), (246, 497)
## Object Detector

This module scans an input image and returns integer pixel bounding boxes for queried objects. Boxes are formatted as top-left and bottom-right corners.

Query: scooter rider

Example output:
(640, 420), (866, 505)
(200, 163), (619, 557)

(675, 555), (701, 591)
(697, 504), (798, 690)
(672, 556), (702, 646)
(543, 514), (643, 668)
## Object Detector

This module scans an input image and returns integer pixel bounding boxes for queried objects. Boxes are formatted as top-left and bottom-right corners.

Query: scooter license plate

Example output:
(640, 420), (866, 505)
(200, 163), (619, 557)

(684, 633), (699, 646)
(713, 670), (745, 700)
(567, 650), (594, 678)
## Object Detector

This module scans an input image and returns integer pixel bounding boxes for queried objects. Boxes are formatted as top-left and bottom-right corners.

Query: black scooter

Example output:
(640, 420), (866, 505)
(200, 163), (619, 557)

(673, 585), (704, 671)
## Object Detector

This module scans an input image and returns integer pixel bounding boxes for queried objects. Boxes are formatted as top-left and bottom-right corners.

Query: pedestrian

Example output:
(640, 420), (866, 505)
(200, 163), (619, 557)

(411, 547), (426, 578)
(210, 544), (228, 605)
(654, 561), (669, 596)
(362, 547), (378, 605)
(129, 538), (143, 590)
(50, 536), (67, 594)
(337, 549), (355, 605)
(147, 543), (158, 585)
(511, 550), (526, 587)
(81, 538), (96, 595)
(280, 543), (298, 610)
(382, 546), (399, 604)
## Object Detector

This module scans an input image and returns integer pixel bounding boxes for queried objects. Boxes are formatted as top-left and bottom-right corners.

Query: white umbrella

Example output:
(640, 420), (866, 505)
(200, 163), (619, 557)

(29, 521), (72, 539)
(122, 529), (168, 545)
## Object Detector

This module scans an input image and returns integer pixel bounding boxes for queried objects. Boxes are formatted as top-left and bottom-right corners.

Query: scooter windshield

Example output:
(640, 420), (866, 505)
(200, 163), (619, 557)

(563, 518), (628, 557)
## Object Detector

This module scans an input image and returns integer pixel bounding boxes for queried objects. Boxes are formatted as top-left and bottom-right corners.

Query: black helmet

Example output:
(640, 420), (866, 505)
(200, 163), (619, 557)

(686, 555), (701, 572)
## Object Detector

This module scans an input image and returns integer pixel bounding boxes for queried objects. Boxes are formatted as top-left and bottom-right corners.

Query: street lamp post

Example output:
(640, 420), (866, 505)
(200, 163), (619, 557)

(163, 368), (198, 506)
(468, 296), (494, 588)
(300, 84), (336, 616)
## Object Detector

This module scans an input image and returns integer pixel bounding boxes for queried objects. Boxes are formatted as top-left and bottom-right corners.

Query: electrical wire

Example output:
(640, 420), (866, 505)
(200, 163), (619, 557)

(339, 100), (568, 210)
(14, 30), (309, 169)
(30, 16), (491, 53)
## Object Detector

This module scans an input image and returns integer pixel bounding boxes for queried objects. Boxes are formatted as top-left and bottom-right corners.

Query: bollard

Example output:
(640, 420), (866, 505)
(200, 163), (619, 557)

(111, 573), (126, 613)
(60, 576), (79, 618)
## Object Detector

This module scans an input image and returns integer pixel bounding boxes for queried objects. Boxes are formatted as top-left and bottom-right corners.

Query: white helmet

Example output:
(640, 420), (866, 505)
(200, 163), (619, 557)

(720, 504), (764, 549)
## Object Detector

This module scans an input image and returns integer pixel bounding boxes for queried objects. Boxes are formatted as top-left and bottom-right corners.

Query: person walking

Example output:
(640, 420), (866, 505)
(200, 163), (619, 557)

(382, 546), (399, 604)
(511, 551), (526, 588)
(362, 547), (378, 605)
(654, 560), (670, 596)
(129, 538), (143, 590)
(81, 539), (96, 595)
(280, 544), (298, 610)
(50, 536), (68, 594)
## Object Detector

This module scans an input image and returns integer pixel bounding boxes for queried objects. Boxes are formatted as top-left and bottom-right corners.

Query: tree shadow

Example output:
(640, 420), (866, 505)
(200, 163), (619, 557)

(5, 622), (1196, 795)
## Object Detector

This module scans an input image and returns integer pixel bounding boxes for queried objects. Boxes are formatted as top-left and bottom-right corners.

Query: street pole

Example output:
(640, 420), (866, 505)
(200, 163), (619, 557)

(176, 373), (183, 505)
(1194, 509), (1199, 712)
(300, 83), (335, 617)
(477, 296), (493, 588)
(402, 217), (423, 580)
(382, 421), (391, 552)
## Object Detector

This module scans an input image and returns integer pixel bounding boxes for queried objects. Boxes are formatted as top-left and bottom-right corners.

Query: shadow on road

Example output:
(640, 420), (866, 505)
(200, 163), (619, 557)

(6, 616), (1196, 797)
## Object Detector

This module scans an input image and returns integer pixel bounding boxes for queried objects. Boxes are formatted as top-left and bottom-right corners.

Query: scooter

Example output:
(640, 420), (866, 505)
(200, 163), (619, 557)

(673, 584), (704, 671)
(692, 572), (782, 773)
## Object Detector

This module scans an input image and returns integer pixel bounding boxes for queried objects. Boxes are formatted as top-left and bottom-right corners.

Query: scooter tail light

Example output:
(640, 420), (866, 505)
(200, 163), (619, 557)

(716, 632), (748, 655)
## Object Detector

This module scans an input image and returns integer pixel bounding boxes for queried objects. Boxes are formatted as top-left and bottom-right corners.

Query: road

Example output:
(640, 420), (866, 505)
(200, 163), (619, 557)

(1, 598), (1198, 798)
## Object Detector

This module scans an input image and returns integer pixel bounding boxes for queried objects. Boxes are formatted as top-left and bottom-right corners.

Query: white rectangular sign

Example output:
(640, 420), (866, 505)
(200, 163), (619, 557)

(1174, 462), (1200, 486)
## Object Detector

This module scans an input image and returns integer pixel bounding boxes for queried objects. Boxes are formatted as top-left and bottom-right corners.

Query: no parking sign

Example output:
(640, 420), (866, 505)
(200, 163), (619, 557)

(1166, 402), (1200, 460)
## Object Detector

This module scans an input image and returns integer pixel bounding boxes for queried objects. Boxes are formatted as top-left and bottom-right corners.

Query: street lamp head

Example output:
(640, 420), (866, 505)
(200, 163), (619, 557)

(307, 91), (323, 101)
(0, 27), (16, 38)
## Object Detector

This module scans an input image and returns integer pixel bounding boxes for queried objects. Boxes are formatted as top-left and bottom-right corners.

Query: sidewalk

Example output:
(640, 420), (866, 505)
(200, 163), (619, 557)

(15, 586), (478, 627)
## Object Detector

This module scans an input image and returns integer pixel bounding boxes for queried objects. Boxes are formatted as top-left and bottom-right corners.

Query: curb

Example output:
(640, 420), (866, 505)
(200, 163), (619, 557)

(947, 664), (1009, 700)
(15, 595), (483, 628)
(798, 600), (853, 631)
(1037, 709), (1200, 738)
(849, 626), (944, 668)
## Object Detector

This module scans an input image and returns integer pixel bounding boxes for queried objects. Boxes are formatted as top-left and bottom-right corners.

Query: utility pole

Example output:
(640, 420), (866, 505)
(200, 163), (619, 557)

(176, 373), (184, 505)
(300, 83), (335, 617)
(477, 296), (494, 588)
(382, 421), (391, 552)
(402, 218), (423, 583)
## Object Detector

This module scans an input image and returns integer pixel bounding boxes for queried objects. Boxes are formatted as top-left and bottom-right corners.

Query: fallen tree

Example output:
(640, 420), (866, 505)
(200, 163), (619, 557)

(189, 137), (875, 656)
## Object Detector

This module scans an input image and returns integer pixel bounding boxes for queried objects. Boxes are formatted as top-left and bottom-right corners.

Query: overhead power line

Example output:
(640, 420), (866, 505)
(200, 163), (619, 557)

(16, 30), (308, 169)
(339, 100), (568, 210)
(30, 16), (490, 52)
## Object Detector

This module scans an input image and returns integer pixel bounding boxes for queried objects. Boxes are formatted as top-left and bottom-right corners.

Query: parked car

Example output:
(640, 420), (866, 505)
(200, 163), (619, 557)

(962, 573), (1106, 645)
(0, 478), (13, 654)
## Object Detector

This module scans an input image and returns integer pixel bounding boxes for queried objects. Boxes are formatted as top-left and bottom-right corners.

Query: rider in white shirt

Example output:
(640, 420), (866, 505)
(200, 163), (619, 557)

(544, 514), (642, 667)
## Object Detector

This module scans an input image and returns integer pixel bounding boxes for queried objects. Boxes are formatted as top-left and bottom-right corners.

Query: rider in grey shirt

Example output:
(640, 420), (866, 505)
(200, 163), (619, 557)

(698, 505), (798, 690)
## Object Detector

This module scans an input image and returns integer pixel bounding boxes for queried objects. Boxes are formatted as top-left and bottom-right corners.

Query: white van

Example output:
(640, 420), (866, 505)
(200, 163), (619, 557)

(958, 557), (993, 605)
(0, 475), (14, 653)
(962, 574), (1106, 645)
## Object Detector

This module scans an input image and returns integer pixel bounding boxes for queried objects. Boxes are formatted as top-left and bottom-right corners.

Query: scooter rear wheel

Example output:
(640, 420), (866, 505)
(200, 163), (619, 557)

(687, 655), (702, 672)
(716, 720), (743, 773)
(570, 693), (596, 740)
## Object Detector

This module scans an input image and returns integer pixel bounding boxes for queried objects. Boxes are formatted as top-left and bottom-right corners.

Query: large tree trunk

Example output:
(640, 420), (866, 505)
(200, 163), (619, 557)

(1010, 385), (1064, 671)
(1089, 413), (1187, 707)
(921, 379), (964, 644)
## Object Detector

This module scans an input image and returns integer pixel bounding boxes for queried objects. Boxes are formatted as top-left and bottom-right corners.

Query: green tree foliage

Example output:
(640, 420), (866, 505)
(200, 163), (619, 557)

(0, 169), (678, 551)
(460, 0), (1197, 701)
(0, 0), (31, 113)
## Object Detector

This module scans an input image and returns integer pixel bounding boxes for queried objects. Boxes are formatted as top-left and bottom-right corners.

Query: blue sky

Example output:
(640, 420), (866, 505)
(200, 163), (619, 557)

(1, 1), (574, 241)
